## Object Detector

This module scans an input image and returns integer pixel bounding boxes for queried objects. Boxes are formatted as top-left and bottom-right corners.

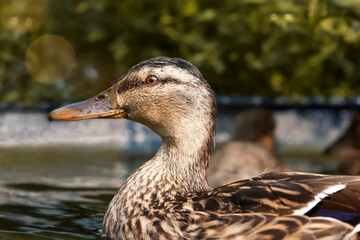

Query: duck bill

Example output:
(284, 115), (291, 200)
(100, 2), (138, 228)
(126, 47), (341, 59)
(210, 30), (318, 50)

(49, 88), (127, 121)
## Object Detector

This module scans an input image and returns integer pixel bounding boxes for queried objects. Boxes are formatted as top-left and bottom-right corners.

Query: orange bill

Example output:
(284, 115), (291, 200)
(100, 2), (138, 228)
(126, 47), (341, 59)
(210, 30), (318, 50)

(49, 87), (127, 121)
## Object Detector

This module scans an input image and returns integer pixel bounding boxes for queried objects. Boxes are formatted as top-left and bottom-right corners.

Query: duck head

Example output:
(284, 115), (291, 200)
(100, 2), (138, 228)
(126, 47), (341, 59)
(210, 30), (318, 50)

(50, 57), (217, 145)
(324, 112), (360, 154)
(233, 107), (275, 152)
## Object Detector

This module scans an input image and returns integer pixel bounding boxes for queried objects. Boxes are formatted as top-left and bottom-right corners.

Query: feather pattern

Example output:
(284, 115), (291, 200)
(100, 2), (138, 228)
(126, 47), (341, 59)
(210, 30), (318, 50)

(49, 57), (360, 239)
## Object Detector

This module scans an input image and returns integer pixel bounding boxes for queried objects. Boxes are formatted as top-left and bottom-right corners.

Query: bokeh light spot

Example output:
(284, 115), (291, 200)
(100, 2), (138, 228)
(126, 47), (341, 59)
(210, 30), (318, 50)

(0, 0), (48, 34)
(67, 52), (116, 99)
(26, 34), (76, 84)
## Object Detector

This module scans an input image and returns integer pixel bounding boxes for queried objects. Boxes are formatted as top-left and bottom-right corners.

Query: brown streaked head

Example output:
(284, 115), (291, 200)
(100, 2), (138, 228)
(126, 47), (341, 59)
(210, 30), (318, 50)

(49, 56), (216, 145)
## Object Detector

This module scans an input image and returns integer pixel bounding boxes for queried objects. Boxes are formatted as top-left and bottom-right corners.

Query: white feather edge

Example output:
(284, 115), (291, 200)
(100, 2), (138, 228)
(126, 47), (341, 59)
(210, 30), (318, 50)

(292, 183), (347, 215)
(345, 223), (360, 240)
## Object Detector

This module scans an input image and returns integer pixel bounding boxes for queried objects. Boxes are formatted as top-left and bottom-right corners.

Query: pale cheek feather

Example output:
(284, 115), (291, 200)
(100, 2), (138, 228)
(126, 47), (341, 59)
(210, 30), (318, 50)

(151, 65), (198, 83)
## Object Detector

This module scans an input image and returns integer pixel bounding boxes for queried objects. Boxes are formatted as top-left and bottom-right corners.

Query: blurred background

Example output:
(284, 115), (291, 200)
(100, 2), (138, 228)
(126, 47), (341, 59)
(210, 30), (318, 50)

(1, 0), (360, 104)
(1, 0), (360, 239)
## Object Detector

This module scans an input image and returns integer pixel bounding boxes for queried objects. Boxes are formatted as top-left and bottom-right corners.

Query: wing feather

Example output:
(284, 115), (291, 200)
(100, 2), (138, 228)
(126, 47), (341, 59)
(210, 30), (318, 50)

(170, 171), (360, 238)
(188, 171), (360, 216)
(181, 212), (358, 240)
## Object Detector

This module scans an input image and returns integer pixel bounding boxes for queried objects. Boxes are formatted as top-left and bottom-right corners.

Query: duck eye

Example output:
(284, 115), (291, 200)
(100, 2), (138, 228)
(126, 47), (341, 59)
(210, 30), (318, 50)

(146, 76), (158, 85)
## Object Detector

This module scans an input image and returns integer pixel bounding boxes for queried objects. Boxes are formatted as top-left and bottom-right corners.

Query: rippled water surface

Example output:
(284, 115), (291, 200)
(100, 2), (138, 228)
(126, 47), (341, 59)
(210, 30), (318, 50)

(0, 146), (145, 240)
(0, 145), (337, 240)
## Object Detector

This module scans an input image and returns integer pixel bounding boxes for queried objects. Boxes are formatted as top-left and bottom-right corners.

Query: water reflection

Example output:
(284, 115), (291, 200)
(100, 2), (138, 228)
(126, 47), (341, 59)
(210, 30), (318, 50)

(0, 183), (107, 239)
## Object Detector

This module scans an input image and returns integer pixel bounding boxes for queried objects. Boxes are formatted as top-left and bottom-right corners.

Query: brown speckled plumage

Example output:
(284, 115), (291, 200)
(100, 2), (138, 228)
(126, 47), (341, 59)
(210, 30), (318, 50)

(50, 57), (360, 239)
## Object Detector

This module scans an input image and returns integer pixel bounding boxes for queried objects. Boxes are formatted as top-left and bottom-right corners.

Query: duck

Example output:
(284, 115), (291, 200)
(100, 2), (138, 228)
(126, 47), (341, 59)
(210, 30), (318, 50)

(325, 112), (360, 175)
(207, 108), (286, 187)
(50, 57), (360, 239)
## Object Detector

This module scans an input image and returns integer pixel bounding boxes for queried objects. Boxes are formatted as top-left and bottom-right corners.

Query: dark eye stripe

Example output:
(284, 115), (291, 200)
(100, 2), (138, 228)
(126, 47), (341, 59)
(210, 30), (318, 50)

(117, 77), (182, 94)
(117, 77), (143, 94)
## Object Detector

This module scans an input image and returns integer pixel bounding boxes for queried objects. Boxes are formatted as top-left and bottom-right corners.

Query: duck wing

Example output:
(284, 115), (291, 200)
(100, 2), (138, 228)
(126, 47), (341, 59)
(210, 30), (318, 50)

(179, 212), (358, 240)
(189, 171), (360, 217)
(173, 171), (360, 239)
(181, 211), (360, 240)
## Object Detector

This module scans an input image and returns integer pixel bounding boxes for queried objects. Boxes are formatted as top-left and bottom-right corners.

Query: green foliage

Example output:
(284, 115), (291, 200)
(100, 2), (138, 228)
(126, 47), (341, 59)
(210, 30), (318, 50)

(1, 0), (360, 105)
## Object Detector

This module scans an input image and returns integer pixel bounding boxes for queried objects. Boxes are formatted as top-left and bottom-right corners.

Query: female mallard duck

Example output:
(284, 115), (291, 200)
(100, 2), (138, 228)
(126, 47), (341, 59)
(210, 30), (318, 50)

(207, 108), (286, 187)
(325, 112), (360, 175)
(50, 57), (360, 239)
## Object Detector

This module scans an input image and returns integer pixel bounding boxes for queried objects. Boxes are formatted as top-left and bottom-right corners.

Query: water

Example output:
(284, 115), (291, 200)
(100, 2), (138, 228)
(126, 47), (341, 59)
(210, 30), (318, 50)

(0, 146), (145, 239)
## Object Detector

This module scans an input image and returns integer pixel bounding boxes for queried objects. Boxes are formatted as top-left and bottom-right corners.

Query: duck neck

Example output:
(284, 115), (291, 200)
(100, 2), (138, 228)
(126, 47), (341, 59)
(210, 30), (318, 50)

(119, 121), (215, 203)
(118, 103), (216, 204)
(159, 131), (215, 193)
(156, 97), (217, 194)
